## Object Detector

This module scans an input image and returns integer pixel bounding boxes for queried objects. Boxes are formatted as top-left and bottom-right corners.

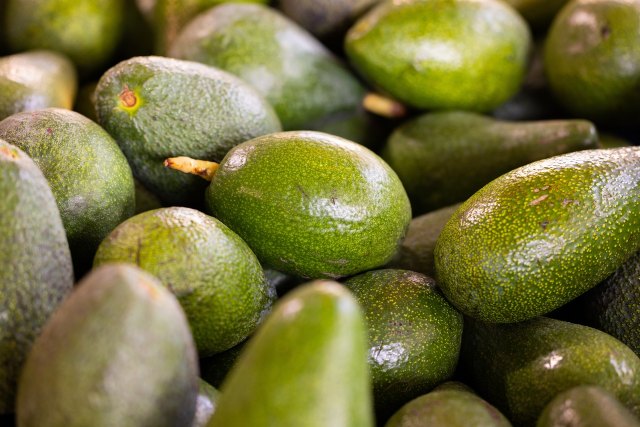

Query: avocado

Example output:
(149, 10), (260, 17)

(4, 0), (125, 74)
(192, 379), (220, 427)
(16, 264), (199, 427)
(504, 0), (568, 30)
(435, 147), (640, 323)
(343, 269), (463, 418)
(200, 340), (246, 389)
(0, 140), (73, 413)
(133, 178), (163, 214)
(537, 385), (640, 427)
(94, 207), (275, 356)
(73, 82), (98, 122)
(0, 50), (76, 121)
(385, 381), (512, 427)
(463, 317), (640, 426)
(0, 108), (135, 275)
(600, 133), (632, 148)
(207, 280), (374, 427)
(94, 55), (281, 206)
(344, 0), (532, 112)
(382, 111), (597, 214)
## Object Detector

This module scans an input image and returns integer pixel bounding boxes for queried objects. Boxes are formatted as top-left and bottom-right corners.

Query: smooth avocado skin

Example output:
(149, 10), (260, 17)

(537, 385), (640, 427)
(344, 0), (531, 112)
(343, 269), (463, 418)
(382, 111), (598, 215)
(16, 264), (199, 427)
(0, 108), (135, 273)
(435, 147), (640, 323)
(463, 317), (640, 426)
(205, 131), (412, 279)
(0, 140), (73, 413)
(192, 379), (220, 427)
(94, 207), (275, 357)
(94, 56), (281, 206)
(207, 281), (374, 427)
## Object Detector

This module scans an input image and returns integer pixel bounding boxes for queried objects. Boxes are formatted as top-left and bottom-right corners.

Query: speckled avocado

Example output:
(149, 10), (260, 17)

(344, 0), (531, 111)
(207, 281), (374, 427)
(0, 108), (135, 274)
(343, 269), (463, 418)
(94, 56), (281, 206)
(435, 147), (640, 323)
(0, 140), (73, 413)
(463, 317), (640, 426)
(94, 207), (275, 356)
(16, 264), (199, 427)
(382, 111), (598, 215)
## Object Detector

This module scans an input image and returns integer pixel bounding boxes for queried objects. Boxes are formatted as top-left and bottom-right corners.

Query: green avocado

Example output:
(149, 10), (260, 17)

(343, 269), (463, 418)
(200, 340), (246, 389)
(382, 111), (597, 214)
(207, 280), (374, 427)
(344, 0), (531, 112)
(16, 264), (199, 427)
(94, 56), (281, 206)
(0, 140), (73, 413)
(435, 147), (640, 323)
(504, 0), (568, 29)
(133, 178), (163, 214)
(192, 379), (220, 427)
(463, 317), (640, 426)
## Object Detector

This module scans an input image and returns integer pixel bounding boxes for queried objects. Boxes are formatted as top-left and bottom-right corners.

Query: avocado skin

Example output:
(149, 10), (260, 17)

(206, 131), (411, 279)
(0, 108), (135, 274)
(200, 340), (246, 389)
(0, 140), (73, 413)
(435, 147), (640, 323)
(94, 56), (281, 206)
(385, 381), (512, 427)
(16, 264), (199, 427)
(133, 178), (163, 214)
(344, 269), (463, 418)
(192, 379), (220, 427)
(0, 51), (76, 121)
(504, 0), (568, 29)
(463, 317), (640, 426)
(207, 281), (374, 427)
(382, 111), (598, 215)
(537, 385), (640, 427)
(344, 0), (531, 112)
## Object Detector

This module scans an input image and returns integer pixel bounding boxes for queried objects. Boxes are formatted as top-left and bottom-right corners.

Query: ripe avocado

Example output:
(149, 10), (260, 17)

(0, 140), (73, 413)
(435, 147), (640, 323)
(16, 264), (199, 427)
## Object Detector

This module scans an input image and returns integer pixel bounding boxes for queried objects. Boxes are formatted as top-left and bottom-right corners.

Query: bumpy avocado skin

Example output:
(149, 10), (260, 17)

(170, 3), (365, 131)
(16, 264), (199, 427)
(206, 131), (411, 279)
(344, 269), (463, 417)
(94, 56), (281, 206)
(0, 51), (76, 121)
(207, 281), (374, 427)
(463, 317), (640, 427)
(344, 0), (531, 111)
(435, 147), (640, 323)
(0, 140), (73, 413)
(382, 111), (598, 214)
(94, 207), (275, 356)
(0, 108), (135, 273)
(537, 385), (640, 427)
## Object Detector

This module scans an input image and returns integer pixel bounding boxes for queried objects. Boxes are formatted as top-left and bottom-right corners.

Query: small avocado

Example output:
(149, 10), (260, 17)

(207, 281), (374, 427)
(504, 0), (569, 30)
(344, 0), (532, 112)
(133, 178), (163, 214)
(94, 207), (275, 356)
(192, 379), (220, 427)
(383, 111), (597, 214)
(343, 269), (463, 418)
(435, 147), (640, 323)
(73, 82), (98, 122)
(94, 55), (281, 206)
(0, 140), (73, 413)
(537, 385), (640, 427)
(200, 340), (246, 389)
(16, 264), (199, 427)
(463, 317), (640, 426)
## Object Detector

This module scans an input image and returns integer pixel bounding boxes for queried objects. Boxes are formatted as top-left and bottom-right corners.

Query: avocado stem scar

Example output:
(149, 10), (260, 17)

(164, 156), (219, 181)
(119, 85), (137, 108)
(0, 146), (18, 159)
(363, 92), (407, 118)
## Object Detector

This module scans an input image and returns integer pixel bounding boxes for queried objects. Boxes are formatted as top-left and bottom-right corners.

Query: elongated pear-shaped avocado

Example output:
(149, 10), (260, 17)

(207, 281), (374, 427)
(0, 140), (73, 413)
(382, 111), (598, 214)
(435, 147), (640, 323)
(16, 264), (199, 427)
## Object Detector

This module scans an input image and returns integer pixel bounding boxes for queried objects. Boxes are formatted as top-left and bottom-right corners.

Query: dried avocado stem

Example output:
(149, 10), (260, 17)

(362, 92), (407, 119)
(164, 156), (219, 181)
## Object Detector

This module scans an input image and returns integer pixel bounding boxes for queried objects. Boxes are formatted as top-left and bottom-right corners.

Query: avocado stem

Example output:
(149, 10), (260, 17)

(164, 157), (219, 181)
(362, 92), (407, 118)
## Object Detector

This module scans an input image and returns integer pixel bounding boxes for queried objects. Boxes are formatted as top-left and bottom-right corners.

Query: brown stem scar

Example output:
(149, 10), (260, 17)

(530, 194), (549, 206)
(119, 85), (137, 108)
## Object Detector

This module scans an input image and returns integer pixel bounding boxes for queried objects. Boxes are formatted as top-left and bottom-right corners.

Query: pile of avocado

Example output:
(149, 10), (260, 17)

(1, 0), (640, 426)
